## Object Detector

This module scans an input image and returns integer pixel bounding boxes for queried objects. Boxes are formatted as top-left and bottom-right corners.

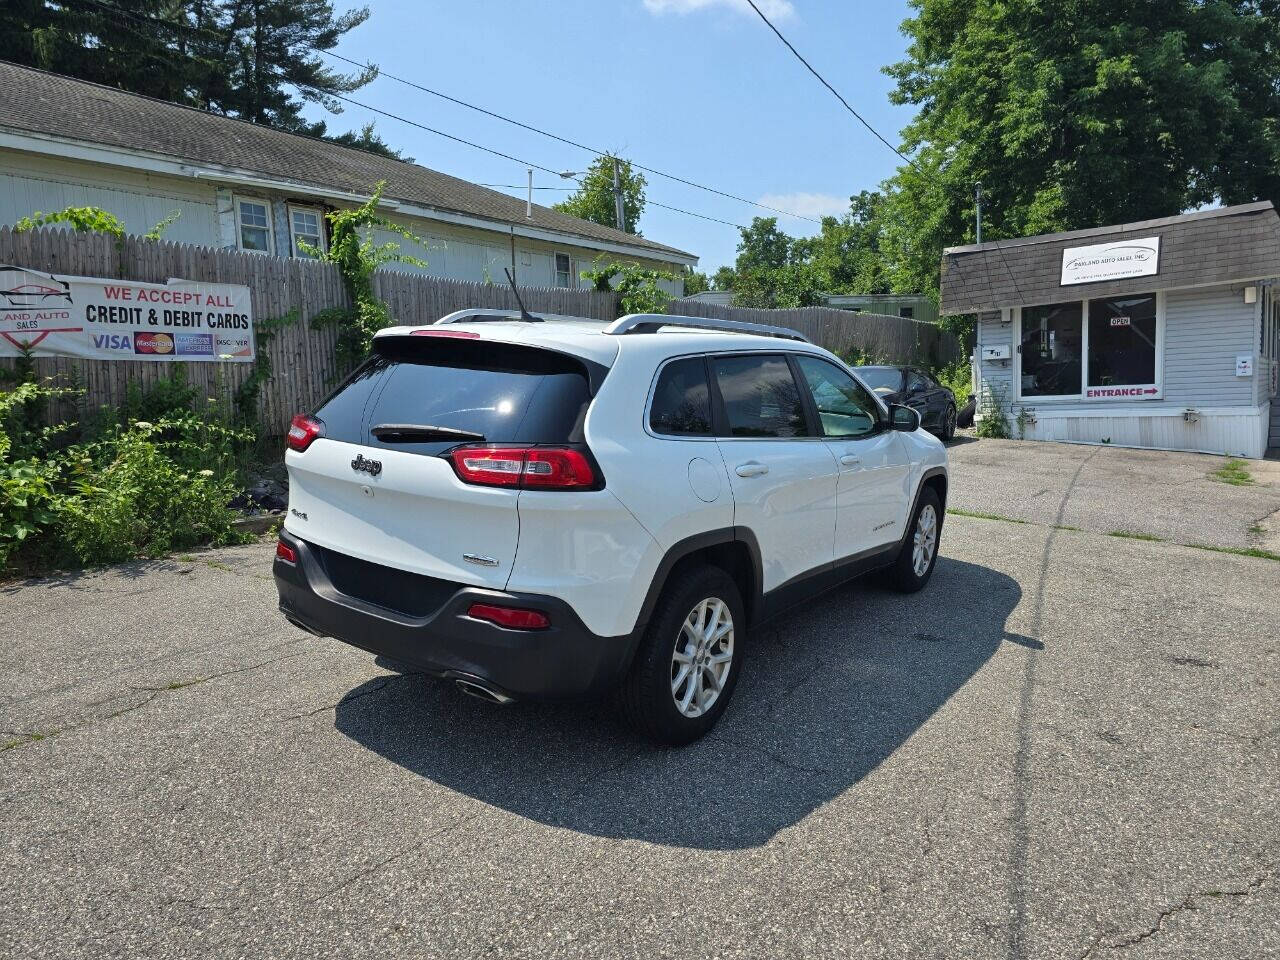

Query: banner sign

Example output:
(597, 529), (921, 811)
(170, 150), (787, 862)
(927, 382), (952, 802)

(1060, 236), (1160, 286)
(0, 265), (254, 362)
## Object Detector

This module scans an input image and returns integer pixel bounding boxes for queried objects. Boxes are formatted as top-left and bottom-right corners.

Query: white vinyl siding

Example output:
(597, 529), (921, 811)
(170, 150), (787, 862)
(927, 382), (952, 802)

(975, 309), (1013, 412)
(1162, 286), (1258, 407)
(0, 164), (217, 245)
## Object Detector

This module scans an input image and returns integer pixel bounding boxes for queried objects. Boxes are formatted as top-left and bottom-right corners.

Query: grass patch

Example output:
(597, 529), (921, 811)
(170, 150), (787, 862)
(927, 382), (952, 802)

(1052, 524), (1082, 532)
(1108, 530), (1164, 542)
(1248, 523), (1265, 536)
(1187, 543), (1280, 562)
(947, 509), (1028, 524)
(1210, 459), (1254, 486)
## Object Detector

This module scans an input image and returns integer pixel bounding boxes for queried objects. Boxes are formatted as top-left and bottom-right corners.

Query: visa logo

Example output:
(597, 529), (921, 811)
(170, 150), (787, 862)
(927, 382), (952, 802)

(93, 333), (132, 350)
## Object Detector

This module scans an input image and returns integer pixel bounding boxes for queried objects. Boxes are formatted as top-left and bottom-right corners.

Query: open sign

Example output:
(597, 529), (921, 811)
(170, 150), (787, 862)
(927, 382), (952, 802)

(1110, 316), (1131, 327)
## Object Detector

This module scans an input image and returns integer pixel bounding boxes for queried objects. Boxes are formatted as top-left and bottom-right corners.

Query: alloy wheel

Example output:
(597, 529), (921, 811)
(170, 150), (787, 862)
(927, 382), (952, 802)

(912, 504), (938, 577)
(670, 597), (734, 718)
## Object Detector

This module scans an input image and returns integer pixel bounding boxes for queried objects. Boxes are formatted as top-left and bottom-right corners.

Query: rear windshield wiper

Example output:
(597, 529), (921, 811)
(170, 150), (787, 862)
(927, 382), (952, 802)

(371, 423), (486, 443)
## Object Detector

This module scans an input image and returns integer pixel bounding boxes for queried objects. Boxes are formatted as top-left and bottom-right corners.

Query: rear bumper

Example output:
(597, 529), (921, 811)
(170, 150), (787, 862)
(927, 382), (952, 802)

(273, 531), (639, 700)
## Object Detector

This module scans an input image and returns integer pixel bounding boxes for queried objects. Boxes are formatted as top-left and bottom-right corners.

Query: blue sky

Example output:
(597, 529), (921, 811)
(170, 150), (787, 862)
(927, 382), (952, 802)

(302, 0), (918, 273)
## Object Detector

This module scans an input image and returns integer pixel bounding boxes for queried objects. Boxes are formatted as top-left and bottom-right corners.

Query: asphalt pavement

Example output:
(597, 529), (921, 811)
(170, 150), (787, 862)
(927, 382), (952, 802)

(2, 460), (1278, 958)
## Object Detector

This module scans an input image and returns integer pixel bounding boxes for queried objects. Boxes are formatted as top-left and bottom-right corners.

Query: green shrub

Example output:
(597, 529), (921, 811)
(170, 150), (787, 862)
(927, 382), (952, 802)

(55, 421), (243, 565)
(934, 359), (971, 400)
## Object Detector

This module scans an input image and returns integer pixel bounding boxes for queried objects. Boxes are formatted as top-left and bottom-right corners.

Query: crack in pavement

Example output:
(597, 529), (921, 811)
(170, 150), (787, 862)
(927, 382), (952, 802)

(1079, 865), (1277, 958)
(0, 650), (306, 754)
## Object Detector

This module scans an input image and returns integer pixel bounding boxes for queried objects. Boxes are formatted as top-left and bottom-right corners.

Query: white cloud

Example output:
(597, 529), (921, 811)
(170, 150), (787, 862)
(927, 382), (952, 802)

(642, 0), (795, 20)
(756, 192), (849, 222)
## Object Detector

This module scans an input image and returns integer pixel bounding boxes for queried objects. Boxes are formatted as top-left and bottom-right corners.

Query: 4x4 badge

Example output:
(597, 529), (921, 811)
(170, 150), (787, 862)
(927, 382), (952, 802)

(351, 453), (382, 476)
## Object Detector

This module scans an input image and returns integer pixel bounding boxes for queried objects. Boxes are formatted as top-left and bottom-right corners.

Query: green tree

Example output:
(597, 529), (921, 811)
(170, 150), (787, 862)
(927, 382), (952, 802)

(681, 269), (711, 297)
(733, 217), (794, 275)
(711, 266), (737, 291)
(323, 121), (412, 162)
(553, 156), (647, 234)
(0, 0), (389, 151)
(795, 191), (890, 295)
(881, 0), (1280, 323)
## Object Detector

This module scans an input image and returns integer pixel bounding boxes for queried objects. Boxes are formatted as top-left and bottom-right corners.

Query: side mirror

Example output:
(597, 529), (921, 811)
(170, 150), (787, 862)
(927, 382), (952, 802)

(890, 403), (921, 432)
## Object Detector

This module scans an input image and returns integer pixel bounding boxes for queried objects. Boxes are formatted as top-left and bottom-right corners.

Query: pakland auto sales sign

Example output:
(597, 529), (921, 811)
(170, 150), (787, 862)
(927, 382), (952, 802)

(0, 265), (254, 362)
(1060, 236), (1160, 286)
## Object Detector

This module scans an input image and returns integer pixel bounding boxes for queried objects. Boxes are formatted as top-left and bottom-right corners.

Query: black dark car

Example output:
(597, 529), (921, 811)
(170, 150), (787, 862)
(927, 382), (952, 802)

(855, 365), (957, 440)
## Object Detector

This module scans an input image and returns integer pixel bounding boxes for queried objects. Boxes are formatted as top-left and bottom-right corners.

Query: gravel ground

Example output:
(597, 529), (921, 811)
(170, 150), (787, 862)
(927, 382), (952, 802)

(2, 500), (1277, 958)
(947, 435), (1280, 551)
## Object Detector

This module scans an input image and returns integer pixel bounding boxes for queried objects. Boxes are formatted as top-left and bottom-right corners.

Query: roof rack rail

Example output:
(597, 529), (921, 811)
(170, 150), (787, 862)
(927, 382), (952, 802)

(603, 313), (811, 343)
(434, 308), (597, 325)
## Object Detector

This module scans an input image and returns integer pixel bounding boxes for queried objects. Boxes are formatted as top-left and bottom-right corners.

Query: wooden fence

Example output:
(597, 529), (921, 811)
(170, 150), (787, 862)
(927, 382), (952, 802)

(0, 227), (616, 434)
(667, 298), (962, 368)
(1, 226), (958, 435)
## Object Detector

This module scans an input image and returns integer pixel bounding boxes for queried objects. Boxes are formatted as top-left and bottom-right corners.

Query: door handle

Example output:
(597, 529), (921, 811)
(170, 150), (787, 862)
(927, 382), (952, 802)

(735, 461), (769, 478)
(839, 454), (862, 467)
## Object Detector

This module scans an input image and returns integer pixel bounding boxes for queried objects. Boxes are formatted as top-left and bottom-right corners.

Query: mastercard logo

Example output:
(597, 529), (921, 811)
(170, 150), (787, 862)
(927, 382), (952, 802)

(134, 332), (174, 355)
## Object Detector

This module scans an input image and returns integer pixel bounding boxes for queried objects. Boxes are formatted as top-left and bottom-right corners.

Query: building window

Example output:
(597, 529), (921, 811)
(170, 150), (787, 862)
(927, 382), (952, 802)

(1020, 301), (1083, 397)
(1088, 294), (1156, 389)
(554, 252), (571, 288)
(899, 306), (914, 319)
(236, 198), (272, 253)
(289, 205), (324, 258)
(1016, 294), (1161, 400)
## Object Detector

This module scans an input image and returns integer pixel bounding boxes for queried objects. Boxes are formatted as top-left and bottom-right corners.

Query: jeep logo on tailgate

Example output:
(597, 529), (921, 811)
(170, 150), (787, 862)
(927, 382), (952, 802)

(351, 453), (382, 476)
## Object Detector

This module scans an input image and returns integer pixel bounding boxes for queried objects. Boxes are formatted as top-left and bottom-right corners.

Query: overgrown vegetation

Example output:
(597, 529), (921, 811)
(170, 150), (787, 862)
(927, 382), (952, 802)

(15, 206), (180, 250)
(0, 372), (253, 575)
(309, 183), (427, 374)
(934, 359), (971, 401)
(975, 383), (1012, 439)
(583, 260), (674, 315)
(1209, 459), (1254, 486)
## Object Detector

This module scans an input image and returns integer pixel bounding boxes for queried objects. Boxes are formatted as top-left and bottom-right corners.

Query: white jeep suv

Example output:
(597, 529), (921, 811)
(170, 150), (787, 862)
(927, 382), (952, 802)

(274, 310), (948, 744)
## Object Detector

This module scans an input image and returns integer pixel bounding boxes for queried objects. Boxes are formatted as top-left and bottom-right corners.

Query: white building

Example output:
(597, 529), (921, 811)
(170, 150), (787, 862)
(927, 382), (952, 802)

(0, 62), (695, 294)
(942, 202), (1280, 459)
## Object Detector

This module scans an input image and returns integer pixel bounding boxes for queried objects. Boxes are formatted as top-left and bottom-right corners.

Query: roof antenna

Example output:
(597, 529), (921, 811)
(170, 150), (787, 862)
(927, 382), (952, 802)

(504, 267), (541, 322)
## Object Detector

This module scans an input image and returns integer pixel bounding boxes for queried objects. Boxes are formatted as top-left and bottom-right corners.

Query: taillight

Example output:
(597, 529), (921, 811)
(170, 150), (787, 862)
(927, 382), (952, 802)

(447, 446), (597, 490)
(275, 540), (297, 564)
(467, 603), (550, 630)
(286, 413), (323, 452)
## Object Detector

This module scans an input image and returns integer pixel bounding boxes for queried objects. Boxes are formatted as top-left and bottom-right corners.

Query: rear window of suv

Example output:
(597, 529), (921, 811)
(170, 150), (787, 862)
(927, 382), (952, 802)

(314, 336), (594, 456)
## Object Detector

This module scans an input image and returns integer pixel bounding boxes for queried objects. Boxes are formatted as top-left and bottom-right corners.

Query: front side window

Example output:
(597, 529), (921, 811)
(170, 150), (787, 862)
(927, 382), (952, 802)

(290, 207), (324, 258)
(1020, 301), (1083, 397)
(899, 306), (914, 319)
(795, 355), (881, 438)
(1087, 294), (1157, 390)
(710, 354), (809, 438)
(650, 357), (712, 436)
(554, 252), (571, 288)
(237, 199), (272, 253)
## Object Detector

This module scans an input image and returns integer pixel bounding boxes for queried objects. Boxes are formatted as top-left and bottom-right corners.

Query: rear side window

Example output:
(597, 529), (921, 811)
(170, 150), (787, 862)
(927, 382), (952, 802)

(314, 337), (592, 456)
(710, 354), (810, 438)
(650, 357), (712, 436)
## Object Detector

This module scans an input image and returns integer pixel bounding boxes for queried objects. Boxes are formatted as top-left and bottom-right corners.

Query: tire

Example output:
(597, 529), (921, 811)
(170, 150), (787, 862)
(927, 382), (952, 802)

(618, 565), (745, 746)
(941, 403), (957, 441)
(887, 486), (943, 593)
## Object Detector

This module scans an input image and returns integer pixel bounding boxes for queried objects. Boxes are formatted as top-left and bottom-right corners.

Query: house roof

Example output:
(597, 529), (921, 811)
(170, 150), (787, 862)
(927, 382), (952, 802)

(940, 201), (1280, 315)
(0, 61), (695, 263)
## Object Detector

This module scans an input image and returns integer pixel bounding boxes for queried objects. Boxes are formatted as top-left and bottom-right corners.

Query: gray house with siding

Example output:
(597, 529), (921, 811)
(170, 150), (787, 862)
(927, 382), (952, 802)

(0, 62), (695, 295)
(941, 202), (1280, 458)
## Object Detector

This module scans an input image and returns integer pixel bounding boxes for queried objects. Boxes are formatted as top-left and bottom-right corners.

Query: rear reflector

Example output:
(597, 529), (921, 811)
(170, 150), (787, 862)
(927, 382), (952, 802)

(410, 329), (481, 339)
(286, 413), (324, 452)
(275, 540), (298, 564)
(448, 446), (597, 490)
(467, 603), (550, 630)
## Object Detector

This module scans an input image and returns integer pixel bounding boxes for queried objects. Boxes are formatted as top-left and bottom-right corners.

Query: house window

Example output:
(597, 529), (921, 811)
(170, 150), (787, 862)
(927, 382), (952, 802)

(554, 252), (571, 288)
(899, 306), (914, 319)
(289, 205), (324, 258)
(236, 198), (272, 253)
(1016, 294), (1161, 400)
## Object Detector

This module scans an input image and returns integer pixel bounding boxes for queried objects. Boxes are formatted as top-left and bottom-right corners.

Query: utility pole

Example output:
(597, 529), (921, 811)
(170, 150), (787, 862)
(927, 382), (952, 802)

(526, 168), (533, 220)
(612, 158), (625, 232)
(975, 182), (983, 245)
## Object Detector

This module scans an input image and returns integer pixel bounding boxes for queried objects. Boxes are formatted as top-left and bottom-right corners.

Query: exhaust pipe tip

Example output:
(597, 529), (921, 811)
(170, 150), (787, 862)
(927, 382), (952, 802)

(453, 676), (514, 705)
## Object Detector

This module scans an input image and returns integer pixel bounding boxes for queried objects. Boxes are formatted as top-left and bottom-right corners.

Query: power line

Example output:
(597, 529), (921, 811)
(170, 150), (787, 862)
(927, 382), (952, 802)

(59, 0), (754, 236)
(317, 47), (822, 224)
